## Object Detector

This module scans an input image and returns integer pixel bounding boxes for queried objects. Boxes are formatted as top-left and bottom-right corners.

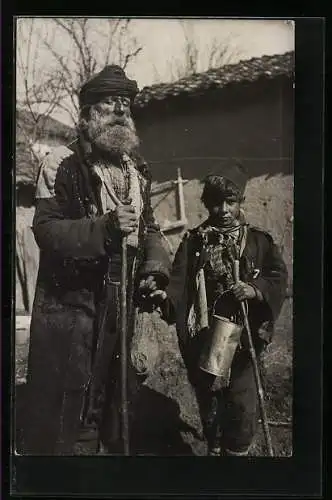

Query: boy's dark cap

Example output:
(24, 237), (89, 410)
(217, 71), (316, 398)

(206, 160), (248, 195)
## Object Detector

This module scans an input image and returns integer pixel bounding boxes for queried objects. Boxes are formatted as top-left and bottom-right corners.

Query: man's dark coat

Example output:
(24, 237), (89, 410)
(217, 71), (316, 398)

(24, 141), (170, 454)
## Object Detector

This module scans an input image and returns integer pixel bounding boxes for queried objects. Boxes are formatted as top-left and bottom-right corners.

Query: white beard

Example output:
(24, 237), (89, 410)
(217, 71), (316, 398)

(79, 108), (140, 156)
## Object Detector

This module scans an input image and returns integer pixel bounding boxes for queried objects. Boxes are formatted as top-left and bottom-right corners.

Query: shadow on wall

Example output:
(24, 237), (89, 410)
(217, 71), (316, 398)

(136, 78), (293, 184)
(147, 158), (293, 186)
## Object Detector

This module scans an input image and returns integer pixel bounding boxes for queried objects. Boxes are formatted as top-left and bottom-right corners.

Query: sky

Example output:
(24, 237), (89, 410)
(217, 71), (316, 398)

(16, 18), (294, 126)
(127, 19), (294, 87)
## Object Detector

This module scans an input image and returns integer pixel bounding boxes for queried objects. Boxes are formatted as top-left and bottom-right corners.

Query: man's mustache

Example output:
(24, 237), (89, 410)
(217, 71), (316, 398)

(103, 116), (130, 127)
(110, 119), (127, 126)
(90, 120), (128, 139)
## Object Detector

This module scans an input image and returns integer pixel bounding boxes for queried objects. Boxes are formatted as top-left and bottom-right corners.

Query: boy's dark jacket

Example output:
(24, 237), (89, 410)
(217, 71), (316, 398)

(28, 142), (171, 393)
(163, 221), (288, 349)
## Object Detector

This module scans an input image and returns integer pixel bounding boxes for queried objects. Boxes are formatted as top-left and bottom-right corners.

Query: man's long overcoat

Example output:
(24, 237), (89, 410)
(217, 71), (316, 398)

(25, 142), (170, 450)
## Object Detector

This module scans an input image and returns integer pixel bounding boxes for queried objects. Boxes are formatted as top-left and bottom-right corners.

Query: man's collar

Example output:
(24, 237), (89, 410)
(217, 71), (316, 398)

(78, 132), (93, 161)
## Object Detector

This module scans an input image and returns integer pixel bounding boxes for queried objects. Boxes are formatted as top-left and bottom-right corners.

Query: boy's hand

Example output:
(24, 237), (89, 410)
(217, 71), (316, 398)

(231, 281), (256, 301)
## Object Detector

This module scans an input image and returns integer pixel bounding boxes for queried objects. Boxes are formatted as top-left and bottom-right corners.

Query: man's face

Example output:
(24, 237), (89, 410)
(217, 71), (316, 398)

(96, 95), (132, 124)
(207, 194), (242, 228)
(80, 95), (139, 156)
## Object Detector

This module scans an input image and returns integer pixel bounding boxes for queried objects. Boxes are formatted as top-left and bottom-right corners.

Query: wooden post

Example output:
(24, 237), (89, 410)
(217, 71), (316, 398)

(177, 167), (187, 225)
(150, 169), (188, 234)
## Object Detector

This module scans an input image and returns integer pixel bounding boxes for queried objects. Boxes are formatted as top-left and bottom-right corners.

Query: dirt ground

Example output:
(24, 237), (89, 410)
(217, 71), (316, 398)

(15, 299), (292, 457)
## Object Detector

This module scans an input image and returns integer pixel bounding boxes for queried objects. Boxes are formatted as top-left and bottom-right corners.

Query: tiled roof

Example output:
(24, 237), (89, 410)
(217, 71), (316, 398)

(16, 110), (75, 186)
(134, 51), (294, 109)
(17, 109), (75, 143)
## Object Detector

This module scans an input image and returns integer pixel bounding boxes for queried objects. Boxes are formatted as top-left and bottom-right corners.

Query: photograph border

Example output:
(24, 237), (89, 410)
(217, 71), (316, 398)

(3, 15), (325, 498)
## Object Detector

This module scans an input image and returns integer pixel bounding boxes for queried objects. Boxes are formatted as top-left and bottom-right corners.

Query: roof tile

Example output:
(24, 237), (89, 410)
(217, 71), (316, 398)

(134, 51), (294, 109)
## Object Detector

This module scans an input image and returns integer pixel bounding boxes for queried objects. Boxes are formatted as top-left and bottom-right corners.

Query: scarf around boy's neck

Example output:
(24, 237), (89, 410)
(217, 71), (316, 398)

(203, 208), (247, 234)
(197, 209), (248, 263)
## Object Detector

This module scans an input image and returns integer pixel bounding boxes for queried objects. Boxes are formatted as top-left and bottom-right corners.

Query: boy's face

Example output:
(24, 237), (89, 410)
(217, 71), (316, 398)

(207, 194), (242, 228)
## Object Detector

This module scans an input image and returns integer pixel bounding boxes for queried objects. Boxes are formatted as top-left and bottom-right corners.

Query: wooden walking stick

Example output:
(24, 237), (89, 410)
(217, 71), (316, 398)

(120, 234), (130, 456)
(101, 181), (131, 455)
(233, 257), (274, 457)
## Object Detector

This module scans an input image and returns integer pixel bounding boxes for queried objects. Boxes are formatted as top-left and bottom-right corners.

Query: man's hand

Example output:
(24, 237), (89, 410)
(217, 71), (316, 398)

(138, 275), (164, 298)
(107, 201), (138, 234)
(148, 289), (167, 303)
(138, 275), (167, 308)
(231, 281), (257, 301)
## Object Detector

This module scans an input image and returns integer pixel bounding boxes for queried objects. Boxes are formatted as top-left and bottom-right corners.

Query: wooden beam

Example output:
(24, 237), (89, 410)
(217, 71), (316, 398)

(160, 219), (187, 233)
(151, 178), (189, 195)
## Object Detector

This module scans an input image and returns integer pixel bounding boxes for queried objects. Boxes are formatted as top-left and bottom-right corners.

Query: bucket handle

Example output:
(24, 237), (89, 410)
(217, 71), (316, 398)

(211, 291), (248, 322)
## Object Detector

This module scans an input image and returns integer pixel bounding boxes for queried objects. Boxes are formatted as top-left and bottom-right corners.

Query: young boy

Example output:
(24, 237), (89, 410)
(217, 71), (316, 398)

(139, 161), (288, 456)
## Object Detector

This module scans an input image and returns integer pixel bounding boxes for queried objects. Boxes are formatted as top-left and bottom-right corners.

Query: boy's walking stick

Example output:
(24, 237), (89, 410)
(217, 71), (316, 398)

(233, 257), (274, 457)
(120, 235), (130, 456)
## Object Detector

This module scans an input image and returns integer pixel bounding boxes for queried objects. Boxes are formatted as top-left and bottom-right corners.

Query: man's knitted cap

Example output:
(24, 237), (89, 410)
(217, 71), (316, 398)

(79, 65), (139, 108)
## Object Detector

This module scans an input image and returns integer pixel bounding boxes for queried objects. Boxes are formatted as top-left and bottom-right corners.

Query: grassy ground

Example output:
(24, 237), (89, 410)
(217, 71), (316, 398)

(15, 299), (292, 456)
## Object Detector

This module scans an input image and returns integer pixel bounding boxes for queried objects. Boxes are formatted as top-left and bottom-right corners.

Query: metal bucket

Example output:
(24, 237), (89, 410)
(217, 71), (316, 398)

(199, 314), (243, 379)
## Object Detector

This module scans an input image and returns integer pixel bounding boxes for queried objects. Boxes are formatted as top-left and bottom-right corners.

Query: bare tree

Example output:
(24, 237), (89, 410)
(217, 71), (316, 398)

(168, 20), (241, 81)
(16, 18), (67, 180)
(16, 18), (143, 126)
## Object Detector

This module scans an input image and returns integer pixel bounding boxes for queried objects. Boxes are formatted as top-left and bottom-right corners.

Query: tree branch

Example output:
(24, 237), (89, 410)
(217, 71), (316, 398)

(104, 19), (122, 65)
(17, 18), (144, 131)
(122, 46), (143, 69)
(54, 19), (90, 77)
(167, 21), (240, 81)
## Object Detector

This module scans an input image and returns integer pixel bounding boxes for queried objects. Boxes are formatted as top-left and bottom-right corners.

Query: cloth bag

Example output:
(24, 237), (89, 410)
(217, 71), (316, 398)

(130, 309), (161, 377)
